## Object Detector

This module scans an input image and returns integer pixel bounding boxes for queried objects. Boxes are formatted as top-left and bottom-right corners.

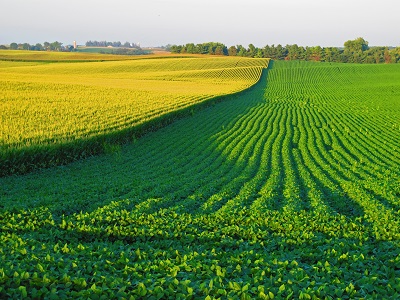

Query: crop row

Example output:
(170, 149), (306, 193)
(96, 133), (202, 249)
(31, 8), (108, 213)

(0, 56), (268, 176)
(0, 61), (399, 298)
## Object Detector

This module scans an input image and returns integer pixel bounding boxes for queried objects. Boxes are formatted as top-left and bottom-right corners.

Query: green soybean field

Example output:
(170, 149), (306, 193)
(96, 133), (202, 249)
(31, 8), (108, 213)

(1, 60), (400, 299)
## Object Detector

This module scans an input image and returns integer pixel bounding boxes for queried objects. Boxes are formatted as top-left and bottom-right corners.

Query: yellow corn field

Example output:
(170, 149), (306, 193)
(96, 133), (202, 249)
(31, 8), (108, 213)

(0, 51), (269, 175)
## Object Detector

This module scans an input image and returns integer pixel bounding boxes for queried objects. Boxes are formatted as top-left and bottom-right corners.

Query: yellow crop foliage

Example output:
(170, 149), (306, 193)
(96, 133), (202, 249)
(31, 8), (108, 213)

(0, 52), (269, 166)
(0, 49), (143, 61)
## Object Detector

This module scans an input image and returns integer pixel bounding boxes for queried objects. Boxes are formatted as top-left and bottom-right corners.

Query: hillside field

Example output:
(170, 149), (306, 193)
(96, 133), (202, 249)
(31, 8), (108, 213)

(0, 56), (400, 298)
(0, 52), (268, 176)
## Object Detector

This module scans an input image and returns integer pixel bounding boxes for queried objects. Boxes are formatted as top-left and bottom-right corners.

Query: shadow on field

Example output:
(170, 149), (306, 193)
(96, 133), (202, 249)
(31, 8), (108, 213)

(3, 61), (400, 300)
(2, 60), (396, 241)
(0, 67), (270, 216)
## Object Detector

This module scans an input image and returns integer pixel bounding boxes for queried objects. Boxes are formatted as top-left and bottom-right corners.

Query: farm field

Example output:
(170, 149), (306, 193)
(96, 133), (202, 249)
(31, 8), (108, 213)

(1, 60), (400, 298)
(0, 49), (150, 62)
(0, 51), (268, 175)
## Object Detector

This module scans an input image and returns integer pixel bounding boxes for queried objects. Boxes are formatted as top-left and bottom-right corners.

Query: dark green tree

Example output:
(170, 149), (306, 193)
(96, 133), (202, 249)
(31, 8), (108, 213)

(50, 41), (62, 51)
(286, 44), (305, 60)
(34, 43), (43, 51)
(275, 44), (288, 60)
(43, 42), (50, 50)
(247, 44), (256, 57)
(237, 46), (247, 57)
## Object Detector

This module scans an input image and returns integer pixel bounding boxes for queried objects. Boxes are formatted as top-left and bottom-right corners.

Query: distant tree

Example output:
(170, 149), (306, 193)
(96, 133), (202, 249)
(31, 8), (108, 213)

(0, 45), (7, 49)
(331, 47), (343, 62)
(170, 45), (182, 53)
(306, 46), (322, 61)
(190, 44), (199, 54)
(22, 43), (30, 50)
(123, 41), (131, 48)
(384, 48), (395, 63)
(236, 45), (246, 57)
(287, 44), (304, 60)
(364, 47), (384, 64)
(391, 47), (400, 63)
(10, 42), (18, 50)
(195, 44), (206, 54)
(344, 37), (369, 62)
(247, 44), (256, 57)
(43, 42), (50, 50)
(185, 43), (195, 53)
(228, 46), (237, 56)
(262, 45), (273, 58)
(322, 47), (332, 62)
(34, 43), (43, 51)
(275, 44), (288, 60)
(50, 41), (62, 51)
(254, 48), (263, 58)
(214, 45), (224, 55)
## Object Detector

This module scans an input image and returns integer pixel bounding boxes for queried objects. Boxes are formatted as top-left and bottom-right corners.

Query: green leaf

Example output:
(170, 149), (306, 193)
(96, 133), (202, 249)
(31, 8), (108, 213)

(138, 282), (147, 297)
(19, 286), (27, 298)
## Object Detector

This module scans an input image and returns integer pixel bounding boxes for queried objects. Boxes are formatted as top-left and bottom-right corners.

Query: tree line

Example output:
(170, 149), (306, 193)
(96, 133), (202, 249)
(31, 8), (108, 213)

(85, 41), (140, 48)
(169, 38), (400, 64)
(3, 41), (66, 51)
(0, 40), (142, 52)
(2, 38), (399, 63)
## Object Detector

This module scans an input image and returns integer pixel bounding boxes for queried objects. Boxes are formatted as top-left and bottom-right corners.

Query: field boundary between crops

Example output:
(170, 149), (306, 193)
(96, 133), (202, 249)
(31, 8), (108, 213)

(1, 61), (271, 177)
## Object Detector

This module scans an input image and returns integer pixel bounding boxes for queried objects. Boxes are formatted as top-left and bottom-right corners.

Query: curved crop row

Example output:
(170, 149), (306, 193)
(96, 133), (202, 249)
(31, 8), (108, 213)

(0, 55), (269, 176)
(0, 61), (399, 298)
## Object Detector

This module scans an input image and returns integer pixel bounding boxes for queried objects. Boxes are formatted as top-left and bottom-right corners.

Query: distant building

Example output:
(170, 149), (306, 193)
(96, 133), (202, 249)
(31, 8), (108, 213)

(73, 41), (77, 49)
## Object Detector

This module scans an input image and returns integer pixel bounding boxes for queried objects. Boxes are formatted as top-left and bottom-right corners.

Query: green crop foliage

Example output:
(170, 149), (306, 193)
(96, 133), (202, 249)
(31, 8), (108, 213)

(0, 60), (399, 299)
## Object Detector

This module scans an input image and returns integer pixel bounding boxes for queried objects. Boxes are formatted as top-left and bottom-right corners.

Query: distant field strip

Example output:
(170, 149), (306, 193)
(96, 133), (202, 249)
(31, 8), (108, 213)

(1, 61), (399, 298)
(0, 55), (268, 175)
(0, 49), (142, 61)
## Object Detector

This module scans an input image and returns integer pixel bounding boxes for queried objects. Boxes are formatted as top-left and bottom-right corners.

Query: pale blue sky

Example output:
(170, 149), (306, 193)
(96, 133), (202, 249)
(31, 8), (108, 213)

(1, 0), (399, 47)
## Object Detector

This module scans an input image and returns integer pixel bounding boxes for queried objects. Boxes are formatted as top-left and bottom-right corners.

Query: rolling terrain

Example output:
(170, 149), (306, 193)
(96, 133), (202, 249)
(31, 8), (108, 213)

(1, 59), (400, 298)
(0, 52), (268, 175)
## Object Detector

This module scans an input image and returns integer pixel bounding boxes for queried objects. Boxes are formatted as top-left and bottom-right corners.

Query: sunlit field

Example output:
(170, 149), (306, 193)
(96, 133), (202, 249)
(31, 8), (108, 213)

(0, 51), (268, 175)
(1, 59), (399, 298)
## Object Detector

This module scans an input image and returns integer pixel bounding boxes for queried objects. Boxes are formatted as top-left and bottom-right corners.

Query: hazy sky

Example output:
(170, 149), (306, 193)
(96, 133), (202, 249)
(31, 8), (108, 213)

(1, 0), (399, 47)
